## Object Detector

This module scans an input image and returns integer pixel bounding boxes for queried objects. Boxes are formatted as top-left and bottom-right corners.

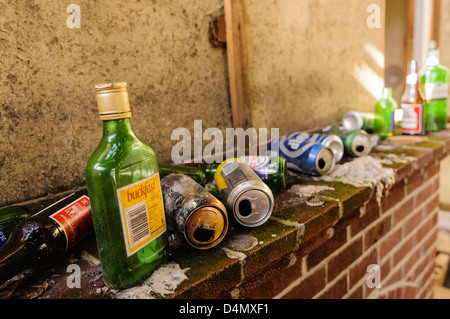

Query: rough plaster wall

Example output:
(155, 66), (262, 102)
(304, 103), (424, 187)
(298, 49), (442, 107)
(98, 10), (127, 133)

(244, 0), (385, 135)
(440, 0), (450, 69)
(439, 0), (450, 206)
(384, 0), (407, 103)
(0, 0), (230, 206)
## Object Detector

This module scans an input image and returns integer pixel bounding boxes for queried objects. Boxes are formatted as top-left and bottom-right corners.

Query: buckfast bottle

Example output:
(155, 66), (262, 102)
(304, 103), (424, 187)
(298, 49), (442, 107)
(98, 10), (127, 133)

(401, 60), (425, 135)
(85, 82), (168, 289)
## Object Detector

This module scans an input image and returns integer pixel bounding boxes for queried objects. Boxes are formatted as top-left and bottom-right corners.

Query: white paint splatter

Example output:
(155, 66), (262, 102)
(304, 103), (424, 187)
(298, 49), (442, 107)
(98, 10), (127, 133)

(223, 248), (246, 260)
(289, 185), (335, 198)
(115, 263), (189, 299)
(314, 155), (397, 204)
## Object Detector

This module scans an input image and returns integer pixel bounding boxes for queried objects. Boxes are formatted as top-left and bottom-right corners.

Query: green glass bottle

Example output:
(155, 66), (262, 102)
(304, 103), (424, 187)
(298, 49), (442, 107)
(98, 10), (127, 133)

(420, 47), (449, 132)
(205, 156), (287, 191)
(0, 206), (31, 247)
(159, 164), (206, 185)
(374, 87), (397, 139)
(85, 82), (168, 290)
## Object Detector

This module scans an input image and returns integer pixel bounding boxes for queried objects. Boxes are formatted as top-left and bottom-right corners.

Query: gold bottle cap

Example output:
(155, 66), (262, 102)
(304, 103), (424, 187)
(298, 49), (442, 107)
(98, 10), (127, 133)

(95, 82), (132, 120)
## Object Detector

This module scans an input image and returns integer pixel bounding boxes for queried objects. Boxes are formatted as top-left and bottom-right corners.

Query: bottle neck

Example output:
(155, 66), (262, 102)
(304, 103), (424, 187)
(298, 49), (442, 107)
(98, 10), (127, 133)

(382, 88), (392, 100)
(102, 118), (136, 140)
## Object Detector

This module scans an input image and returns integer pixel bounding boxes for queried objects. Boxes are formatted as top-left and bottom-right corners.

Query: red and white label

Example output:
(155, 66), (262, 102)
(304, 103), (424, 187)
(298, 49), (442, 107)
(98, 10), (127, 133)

(401, 103), (423, 134)
(49, 196), (93, 250)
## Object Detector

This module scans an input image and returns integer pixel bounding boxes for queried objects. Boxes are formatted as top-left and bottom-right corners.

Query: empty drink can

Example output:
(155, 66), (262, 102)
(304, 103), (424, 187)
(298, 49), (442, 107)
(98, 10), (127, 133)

(323, 126), (372, 157)
(214, 159), (274, 228)
(161, 174), (228, 250)
(342, 111), (375, 132)
(268, 137), (335, 176)
(285, 132), (344, 163)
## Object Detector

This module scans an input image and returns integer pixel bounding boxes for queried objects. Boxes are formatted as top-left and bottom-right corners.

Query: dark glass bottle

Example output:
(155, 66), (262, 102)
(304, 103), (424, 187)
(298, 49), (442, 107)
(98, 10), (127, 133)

(85, 82), (168, 290)
(0, 191), (92, 284)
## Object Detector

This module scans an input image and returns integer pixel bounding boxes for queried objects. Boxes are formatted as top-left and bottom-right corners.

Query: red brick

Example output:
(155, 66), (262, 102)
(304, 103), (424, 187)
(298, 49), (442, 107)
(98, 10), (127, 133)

(328, 238), (363, 281)
(365, 215), (391, 250)
(424, 160), (440, 180)
(283, 266), (327, 299)
(347, 285), (363, 299)
(393, 197), (414, 226)
(404, 208), (423, 237)
(414, 213), (437, 247)
(306, 227), (347, 270)
(351, 200), (380, 237)
(393, 237), (413, 265)
(415, 183), (433, 209)
(405, 170), (424, 195)
(383, 264), (402, 287)
(382, 181), (405, 212)
(318, 275), (348, 299)
(349, 248), (377, 287)
(380, 227), (402, 258)
(404, 246), (421, 276)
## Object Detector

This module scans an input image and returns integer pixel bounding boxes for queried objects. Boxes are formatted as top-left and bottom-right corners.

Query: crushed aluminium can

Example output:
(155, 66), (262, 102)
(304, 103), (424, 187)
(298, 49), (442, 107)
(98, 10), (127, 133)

(268, 137), (335, 176)
(285, 132), (344, 163)
(322, 126), (372, 157)
(214, 159), (274, 228)
(160, 173), (228, 250)
(342, 111), (375, 132)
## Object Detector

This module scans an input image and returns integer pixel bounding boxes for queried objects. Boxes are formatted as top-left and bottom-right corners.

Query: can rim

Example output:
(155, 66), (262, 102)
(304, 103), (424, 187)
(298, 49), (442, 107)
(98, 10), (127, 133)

(227, 180), (274, 227)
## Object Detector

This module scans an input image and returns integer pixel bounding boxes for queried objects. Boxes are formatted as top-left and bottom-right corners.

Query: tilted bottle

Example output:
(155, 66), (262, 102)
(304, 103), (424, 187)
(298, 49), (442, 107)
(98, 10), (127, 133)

(374, 87), (397, 139)
(159, 163), (206, 185)
(420, 46), (449, 131)
(401, 60), (425, 135)
(85, 82), (168, 289)
(0, 191), (92, 283)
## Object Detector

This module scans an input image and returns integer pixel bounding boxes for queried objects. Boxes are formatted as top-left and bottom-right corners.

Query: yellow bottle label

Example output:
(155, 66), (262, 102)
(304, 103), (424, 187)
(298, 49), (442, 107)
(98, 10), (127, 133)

(116, 173), (167, 257)
(214, 158), (246, 192)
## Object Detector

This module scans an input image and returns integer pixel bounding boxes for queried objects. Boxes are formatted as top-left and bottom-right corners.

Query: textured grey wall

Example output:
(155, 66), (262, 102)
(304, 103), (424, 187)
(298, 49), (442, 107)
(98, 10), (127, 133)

(0, 0), (230, 206)
(245, 0), (385, 135)
(0, 0), (388, 207)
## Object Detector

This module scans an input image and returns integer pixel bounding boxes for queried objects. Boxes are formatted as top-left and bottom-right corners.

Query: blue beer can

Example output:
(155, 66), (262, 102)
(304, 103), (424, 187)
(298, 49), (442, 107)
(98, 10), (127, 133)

(268, 137), (335, 176)
(285, 132), (344, 163)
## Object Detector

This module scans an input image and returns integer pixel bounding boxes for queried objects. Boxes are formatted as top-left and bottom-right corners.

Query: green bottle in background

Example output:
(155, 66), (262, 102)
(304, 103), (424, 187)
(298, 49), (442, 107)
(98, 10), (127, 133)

(420, 44), (449, 132)
(374, 87), (397, 139)
(85, 82), (168, 290)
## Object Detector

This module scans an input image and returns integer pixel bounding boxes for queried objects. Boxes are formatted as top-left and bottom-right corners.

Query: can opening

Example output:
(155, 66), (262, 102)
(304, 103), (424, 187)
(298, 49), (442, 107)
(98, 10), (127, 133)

(238, 200), (253, 217)
(356, 145), (365, 153)
(318, 158), (326, 170)
(193, 227), (215, 243)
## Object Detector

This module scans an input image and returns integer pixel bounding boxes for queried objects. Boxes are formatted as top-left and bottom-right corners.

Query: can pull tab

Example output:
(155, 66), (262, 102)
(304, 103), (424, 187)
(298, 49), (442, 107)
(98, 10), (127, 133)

(238, 197), (259, 217)
(193, 223), (216, 243)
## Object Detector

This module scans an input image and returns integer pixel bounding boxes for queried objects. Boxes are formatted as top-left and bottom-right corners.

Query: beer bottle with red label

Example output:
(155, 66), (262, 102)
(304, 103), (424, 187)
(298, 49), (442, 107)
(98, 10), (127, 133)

(0, 191), (92, 284)
(401, 60), (425, 135)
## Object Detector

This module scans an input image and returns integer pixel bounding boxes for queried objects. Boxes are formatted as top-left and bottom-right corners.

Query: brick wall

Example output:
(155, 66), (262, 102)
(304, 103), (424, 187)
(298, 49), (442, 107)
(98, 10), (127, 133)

(234, 157), (441, 299)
